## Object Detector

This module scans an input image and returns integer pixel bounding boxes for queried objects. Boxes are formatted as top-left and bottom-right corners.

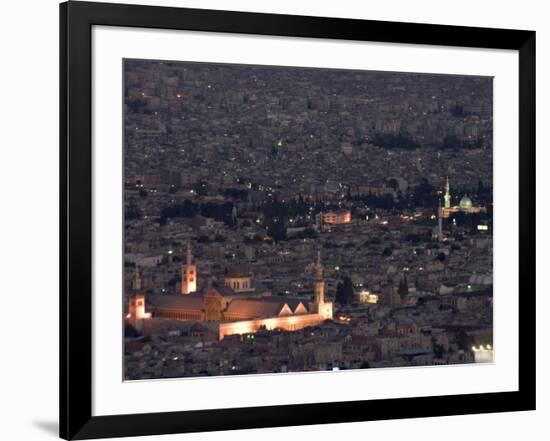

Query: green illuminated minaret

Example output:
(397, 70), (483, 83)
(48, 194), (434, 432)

(444, 176), (451, 209)
(270, 138), (283, 158)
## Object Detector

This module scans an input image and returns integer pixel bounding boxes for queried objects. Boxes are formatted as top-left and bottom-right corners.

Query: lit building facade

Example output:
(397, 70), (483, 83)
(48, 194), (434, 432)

(472, 345), (493, 363)
(127, 250), (333, 340)
(357, 290), (379, 304)
(323, 209), (351, 225)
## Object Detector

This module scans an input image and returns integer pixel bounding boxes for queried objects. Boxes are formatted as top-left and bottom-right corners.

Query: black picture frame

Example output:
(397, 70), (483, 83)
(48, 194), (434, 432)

(60, 1), (536, 439)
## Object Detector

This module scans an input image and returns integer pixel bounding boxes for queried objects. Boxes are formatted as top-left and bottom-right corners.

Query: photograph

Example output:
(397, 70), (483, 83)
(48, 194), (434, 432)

(123, 59), (494, 380)
(0, 0), (540, 439)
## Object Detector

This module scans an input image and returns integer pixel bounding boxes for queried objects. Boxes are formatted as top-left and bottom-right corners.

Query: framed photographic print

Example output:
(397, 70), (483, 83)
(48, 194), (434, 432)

(60, 1), (536, 439)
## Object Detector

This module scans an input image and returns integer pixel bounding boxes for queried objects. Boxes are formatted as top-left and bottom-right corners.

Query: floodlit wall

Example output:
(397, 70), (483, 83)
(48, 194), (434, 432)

(218, 313), (327, 340)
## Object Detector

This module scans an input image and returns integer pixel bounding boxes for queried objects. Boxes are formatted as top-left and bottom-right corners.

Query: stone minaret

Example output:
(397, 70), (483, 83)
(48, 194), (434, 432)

(314, 250), (325, 312)
(132, 267), (142, 291)
(438, 199), (443, 242)
(444, 176), (451, 209)
(128, 267), (150, 330)
(181, 240), (197, 294)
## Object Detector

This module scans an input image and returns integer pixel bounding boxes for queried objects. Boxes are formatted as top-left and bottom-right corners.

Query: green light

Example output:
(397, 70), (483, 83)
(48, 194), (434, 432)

(334, 265), (340, 271)
(276, 139), (283, 148)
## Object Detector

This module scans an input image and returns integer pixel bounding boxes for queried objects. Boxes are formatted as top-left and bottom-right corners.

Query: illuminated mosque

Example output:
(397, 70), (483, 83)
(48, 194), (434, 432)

(441, 176), (486, 218)
(127, 243), (333, 340)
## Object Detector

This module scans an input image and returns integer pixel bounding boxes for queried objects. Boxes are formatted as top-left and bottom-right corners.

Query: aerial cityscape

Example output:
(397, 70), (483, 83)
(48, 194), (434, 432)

(123, 59), (494, 380)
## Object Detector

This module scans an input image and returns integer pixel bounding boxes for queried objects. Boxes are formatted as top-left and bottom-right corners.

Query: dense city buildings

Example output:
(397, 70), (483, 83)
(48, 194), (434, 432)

(123, 59), (493, 380)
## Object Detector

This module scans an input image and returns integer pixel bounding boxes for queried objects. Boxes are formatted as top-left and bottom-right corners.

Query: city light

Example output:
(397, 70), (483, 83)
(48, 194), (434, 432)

(123, 58), (493, 381)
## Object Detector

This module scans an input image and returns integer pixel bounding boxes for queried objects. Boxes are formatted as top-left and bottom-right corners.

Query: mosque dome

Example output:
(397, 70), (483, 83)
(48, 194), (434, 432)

(224, 266), (253, 292)
(459, 195), (473, 211)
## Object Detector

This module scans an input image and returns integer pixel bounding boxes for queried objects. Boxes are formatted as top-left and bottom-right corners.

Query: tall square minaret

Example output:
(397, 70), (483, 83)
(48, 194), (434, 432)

(181, 241), (197, 294)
